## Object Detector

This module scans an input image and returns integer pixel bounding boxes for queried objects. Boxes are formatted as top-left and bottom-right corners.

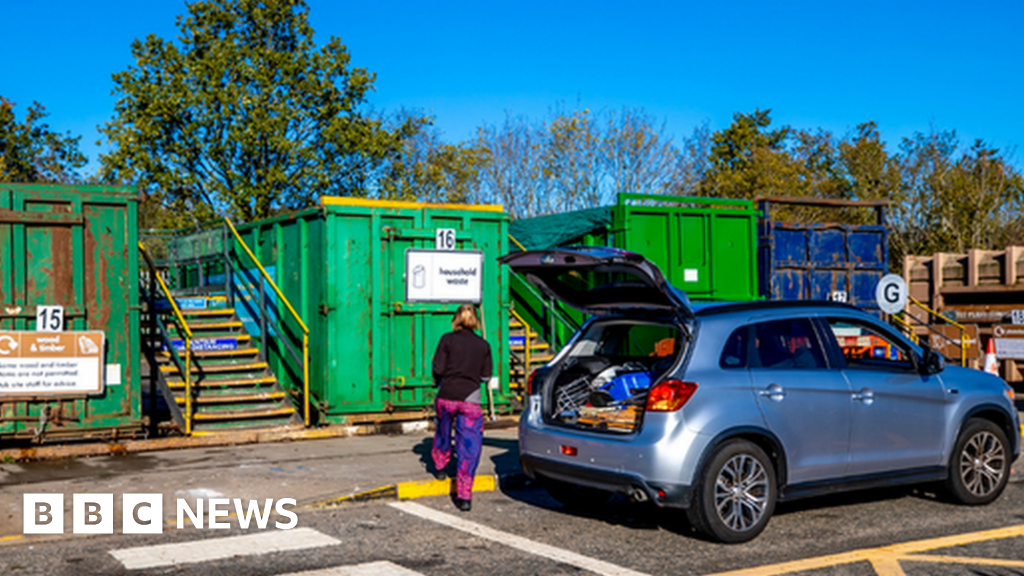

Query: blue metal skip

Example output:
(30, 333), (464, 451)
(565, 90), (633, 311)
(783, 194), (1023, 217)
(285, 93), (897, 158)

(758, 197), (889, 314)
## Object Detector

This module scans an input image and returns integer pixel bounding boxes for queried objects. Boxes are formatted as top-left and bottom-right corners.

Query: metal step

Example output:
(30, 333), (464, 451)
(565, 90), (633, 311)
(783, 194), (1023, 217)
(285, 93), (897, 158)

(157, 347), (260, 359)
(166, 375), (277, 389)
(175, 308), (237, 317)
(161, 361), (269, 374)
(191, 406), (296, 422)
(173, 391), (286, 405)
(170, 320), (244, 332)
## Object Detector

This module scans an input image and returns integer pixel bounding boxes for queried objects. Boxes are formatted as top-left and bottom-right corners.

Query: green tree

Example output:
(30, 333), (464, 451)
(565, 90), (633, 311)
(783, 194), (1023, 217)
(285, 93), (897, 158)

(100, 0), (423, 225)
(380, 113), (486, 204)
(0, 97), (87, 184)
(700, 109), (804, 199)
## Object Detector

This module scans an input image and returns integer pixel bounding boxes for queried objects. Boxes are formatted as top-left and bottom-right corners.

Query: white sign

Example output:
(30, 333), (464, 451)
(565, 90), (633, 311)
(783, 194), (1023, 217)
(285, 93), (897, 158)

(830, 291), (848, 303)
(993, 324), (1024, 359)
(875, 274), (907, 314)
(36, 305), (64, 332)
(0, 331), (105, 395)
(405, 249), (483, 303)
(1011, 309), (1024, 325)
(435, 228), (457, 251)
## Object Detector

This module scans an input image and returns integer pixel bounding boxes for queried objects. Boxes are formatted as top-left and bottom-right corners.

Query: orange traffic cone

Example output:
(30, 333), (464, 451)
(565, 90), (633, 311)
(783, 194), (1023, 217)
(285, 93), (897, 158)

(983, 338), (999, 376)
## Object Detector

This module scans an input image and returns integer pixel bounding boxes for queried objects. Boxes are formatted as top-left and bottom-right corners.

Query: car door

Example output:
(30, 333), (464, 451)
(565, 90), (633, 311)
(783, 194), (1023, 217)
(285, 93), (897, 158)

(820, 317), (947, 476)
(748, 318), (852, 484)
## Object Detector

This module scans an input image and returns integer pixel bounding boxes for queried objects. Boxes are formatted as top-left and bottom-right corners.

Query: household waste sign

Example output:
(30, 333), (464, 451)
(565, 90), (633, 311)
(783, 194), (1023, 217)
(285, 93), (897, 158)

(0, 331), (105, 395)
(405, 249), (483, 303)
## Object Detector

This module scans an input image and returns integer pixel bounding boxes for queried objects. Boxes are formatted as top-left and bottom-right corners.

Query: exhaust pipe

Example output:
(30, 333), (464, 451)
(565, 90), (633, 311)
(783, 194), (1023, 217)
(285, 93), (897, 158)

(628, 486), (649, 503)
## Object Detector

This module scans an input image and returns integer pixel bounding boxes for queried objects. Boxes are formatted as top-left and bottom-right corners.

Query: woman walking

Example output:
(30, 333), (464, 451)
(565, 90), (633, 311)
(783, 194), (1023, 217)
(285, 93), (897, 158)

(431, 304), (492, 511)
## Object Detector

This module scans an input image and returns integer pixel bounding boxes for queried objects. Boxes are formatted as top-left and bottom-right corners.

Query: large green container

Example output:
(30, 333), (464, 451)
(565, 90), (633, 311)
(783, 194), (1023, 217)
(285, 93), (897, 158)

(508, 193), (760, 347)
(0, 183), (141, 441)
(226, 197), (511, 421)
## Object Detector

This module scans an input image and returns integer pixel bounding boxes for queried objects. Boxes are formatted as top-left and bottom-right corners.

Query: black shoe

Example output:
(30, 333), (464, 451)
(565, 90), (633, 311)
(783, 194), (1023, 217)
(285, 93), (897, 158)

(433, 469), (448, 481)
(454, 498), (472, 512)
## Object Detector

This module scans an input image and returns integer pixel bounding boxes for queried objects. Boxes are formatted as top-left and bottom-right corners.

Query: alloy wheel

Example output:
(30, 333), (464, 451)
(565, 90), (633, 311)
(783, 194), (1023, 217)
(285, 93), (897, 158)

(958, 430), (1006, 498)
(714, 454), (770, 532)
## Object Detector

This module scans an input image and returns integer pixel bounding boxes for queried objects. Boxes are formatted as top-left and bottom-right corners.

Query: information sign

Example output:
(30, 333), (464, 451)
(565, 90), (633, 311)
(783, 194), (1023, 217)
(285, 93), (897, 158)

(931, 324), (980, 360)
(435, 228), (457, 251)
(993, 325), (1024, 360)
(0, 331), (105, 395)
(406, 249), (483, 303)
(36, 305), (64, 332)
(875, 274), (908, 314)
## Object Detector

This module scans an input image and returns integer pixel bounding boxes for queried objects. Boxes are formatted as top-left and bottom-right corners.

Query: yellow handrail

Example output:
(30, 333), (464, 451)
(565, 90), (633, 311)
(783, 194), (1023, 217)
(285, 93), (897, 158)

(907, 295), (968, 367)
(510, 308), (532, 384)
(223, 218), (312, 426)
(138, 242), (194, 434)
(508, 233), (527, 252)
(891, 313), (919, 345)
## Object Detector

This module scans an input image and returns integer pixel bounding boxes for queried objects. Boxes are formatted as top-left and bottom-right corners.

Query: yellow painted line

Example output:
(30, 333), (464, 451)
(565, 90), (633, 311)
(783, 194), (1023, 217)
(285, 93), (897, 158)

(868, 557), (906, 576)
(0, 534), (23, 542)
(902, 554), (1024, 568)
(701, 524), (1024, 576)
(396, 475), (496, 500)
(321, 196), (504, 213)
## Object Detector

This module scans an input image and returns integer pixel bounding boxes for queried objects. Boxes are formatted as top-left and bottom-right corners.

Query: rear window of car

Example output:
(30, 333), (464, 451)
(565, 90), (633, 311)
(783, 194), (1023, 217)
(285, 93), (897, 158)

(720, 328), (748, 368)
(720, 319), (829, 370)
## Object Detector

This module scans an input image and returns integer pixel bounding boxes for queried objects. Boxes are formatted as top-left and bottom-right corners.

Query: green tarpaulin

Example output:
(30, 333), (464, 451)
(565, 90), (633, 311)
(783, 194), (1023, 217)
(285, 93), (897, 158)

(508, 207), (612, 251)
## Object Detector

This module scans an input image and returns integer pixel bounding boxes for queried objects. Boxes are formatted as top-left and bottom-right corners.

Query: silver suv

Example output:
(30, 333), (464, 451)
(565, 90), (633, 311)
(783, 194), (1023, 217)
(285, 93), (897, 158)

(502, 247), (1019, 543)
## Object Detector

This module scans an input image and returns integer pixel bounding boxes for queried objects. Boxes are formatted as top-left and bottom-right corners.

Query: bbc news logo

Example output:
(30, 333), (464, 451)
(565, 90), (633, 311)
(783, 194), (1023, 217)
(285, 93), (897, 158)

(24, 494), (298, 534)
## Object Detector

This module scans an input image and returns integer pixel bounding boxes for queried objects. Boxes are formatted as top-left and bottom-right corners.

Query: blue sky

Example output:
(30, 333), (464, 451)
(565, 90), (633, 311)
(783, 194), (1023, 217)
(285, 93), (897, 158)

(2, 1), (1022, 174)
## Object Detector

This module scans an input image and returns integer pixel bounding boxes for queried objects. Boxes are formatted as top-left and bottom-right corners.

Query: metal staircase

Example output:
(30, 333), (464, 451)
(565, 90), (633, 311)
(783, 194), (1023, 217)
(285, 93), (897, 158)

(139, 217), (316, 435)
(151, 302), (298, 431)
(508, 311), (555, 396)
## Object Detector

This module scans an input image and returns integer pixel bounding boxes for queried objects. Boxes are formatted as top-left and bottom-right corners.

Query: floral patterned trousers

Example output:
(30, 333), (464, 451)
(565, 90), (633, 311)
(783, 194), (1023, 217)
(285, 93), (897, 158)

(432, 397), (484, 500)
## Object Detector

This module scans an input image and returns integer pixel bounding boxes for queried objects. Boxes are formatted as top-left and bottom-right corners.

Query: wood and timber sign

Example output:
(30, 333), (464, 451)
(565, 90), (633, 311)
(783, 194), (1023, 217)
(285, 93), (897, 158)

(930, 324), (980, 360)
(992, 324), (1024, 360)
(0, 331), (105, 395)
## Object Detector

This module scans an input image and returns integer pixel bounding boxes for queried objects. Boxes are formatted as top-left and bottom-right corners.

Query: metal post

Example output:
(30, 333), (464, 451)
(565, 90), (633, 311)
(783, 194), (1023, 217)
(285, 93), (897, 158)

(148, 273), (158, 438)
(259, 278), (268, 362)
(223, 224), (233, 307)
(185, 338), (192, 436)
(303, 333), (310, 427)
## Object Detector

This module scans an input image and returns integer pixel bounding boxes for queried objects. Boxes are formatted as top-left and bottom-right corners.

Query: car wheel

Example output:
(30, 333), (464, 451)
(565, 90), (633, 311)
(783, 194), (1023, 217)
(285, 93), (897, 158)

(946, 418), (1009, 505)
(687, 439), (776, 543)
(541, 477), (612, 509)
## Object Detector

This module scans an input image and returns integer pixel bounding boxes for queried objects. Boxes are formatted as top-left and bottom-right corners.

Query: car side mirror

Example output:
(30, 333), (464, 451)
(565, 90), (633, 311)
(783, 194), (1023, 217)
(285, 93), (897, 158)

(920, 347), (946, 376)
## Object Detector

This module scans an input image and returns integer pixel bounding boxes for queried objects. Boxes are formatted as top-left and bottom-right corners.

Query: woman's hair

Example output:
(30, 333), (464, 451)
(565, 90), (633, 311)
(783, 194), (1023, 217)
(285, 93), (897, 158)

(452, 304), (480, 331)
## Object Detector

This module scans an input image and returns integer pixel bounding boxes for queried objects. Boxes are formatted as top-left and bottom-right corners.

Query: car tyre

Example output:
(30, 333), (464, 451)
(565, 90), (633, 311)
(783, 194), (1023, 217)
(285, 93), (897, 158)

(541, 477), (612, 509)
(687, 439), (776, 543)
(945, 418), (1009, 505)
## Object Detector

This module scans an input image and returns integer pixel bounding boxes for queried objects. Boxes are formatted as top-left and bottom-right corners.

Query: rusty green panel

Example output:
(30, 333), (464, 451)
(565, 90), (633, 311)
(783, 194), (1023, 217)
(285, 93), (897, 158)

(226, 198), (510, 421)
(0, 183), (141, 441)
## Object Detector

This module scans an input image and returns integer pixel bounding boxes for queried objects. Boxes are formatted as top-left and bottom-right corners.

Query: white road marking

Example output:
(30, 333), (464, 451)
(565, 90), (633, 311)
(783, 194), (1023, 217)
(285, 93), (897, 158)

(390, 501), (651, 576)
(279, 561), (425, 576)
(109, 526), (340, 569)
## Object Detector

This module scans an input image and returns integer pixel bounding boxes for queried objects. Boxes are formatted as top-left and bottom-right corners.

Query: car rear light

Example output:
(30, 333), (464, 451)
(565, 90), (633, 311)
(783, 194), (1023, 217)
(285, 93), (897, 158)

(527, 370), (538, 395)
(646, 380), (698, 412)
(560, 445), (578, 456)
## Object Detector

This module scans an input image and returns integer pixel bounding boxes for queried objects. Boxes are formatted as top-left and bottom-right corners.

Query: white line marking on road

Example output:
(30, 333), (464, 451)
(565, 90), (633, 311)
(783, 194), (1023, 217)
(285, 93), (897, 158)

(279, 561), (425, 576)
(390, 501), (651, 576)
(109, 527), (340, 569)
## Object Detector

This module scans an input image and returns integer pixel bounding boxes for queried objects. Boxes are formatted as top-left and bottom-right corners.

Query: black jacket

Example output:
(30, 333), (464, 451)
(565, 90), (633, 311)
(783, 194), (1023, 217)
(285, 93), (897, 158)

(432, 329), (492, 401)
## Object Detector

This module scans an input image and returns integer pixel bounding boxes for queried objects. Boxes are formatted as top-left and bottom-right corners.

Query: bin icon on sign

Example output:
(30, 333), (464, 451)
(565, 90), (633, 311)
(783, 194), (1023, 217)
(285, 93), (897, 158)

(412, 264), (426, 289)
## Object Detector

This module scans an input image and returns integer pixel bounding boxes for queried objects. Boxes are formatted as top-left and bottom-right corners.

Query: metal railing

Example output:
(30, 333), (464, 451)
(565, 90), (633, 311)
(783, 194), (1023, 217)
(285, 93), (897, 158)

(506, 233), (581, 349)
(894, 295), (969, 367)
(139, 242), (195, 434)
(222, 218), (313, 427)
